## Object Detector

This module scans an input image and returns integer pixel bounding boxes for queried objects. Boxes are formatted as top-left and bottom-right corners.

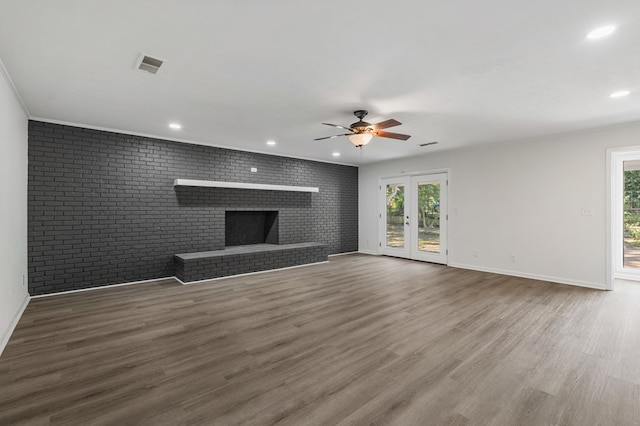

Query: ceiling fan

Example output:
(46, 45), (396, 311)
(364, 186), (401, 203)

(314, 110), (411, 147)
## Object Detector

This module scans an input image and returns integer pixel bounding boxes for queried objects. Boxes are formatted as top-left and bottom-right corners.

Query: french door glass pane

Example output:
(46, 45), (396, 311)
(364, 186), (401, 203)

(386, 184), (405, 248)
(417, 183), (440, 253)
(623, 161), (640, 269)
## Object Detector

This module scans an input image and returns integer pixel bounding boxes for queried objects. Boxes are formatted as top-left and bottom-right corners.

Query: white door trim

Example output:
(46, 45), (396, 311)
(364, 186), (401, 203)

(379, 168), (450, 180)
(378, 172), (449, 265)
(608, 147), (640, 288)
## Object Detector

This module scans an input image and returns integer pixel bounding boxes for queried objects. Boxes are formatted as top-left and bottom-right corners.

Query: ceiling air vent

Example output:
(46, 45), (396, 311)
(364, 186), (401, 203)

(136, 54), (163, 74)
(420, 141), (439, 147)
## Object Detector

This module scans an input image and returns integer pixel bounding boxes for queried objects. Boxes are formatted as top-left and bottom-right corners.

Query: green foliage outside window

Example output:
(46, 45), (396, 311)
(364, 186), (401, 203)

(624, 170), (640, 245)
(386, 183), (440, 229)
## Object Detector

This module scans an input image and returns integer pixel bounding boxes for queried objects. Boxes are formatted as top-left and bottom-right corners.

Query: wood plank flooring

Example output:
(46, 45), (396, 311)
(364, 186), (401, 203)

(1, 254), (640, 425)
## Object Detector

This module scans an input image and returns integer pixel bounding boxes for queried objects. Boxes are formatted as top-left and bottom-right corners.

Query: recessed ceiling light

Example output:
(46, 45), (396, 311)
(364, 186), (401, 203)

(332, 152), (340, 157)
(169, 123), (182, 130)
(586, 25), (616, 40)
(610, 90), (631, 98)
(266, 140), (276, 146)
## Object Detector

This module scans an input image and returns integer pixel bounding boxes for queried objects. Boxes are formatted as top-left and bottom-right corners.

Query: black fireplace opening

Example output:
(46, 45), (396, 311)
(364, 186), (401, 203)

(225, 211), (279, 247)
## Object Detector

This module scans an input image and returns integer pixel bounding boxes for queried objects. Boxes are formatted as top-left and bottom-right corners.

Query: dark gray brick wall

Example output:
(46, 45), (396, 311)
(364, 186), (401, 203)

(28, 121), (358, 295)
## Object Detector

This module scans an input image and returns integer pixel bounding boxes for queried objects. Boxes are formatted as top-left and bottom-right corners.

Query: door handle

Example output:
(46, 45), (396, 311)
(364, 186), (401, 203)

(405, 222), (410, 225)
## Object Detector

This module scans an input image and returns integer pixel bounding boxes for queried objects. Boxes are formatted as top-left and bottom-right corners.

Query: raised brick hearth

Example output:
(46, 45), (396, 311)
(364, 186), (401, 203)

(174, 242), (328, 282)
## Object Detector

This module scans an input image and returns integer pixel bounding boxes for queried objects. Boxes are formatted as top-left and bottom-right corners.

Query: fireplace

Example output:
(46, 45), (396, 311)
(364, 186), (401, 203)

(225, 211), (279, 247)
(176, 209), (327, 282)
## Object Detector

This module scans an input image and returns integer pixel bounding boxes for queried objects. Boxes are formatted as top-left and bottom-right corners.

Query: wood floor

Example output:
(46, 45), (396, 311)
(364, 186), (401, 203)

(1, 254), (640, 425)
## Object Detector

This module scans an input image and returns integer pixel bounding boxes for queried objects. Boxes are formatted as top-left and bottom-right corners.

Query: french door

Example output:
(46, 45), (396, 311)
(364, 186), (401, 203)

(611, 149), (640, 282)
(380, 173), (448, 264)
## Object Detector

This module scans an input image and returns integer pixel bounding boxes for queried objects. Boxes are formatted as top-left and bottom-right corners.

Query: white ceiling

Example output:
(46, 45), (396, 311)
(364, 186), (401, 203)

(1, 1), (639, 165)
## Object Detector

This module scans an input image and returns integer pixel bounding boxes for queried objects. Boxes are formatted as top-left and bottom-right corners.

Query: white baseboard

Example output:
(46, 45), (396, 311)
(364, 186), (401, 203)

(0, 294), (30, 357)
(30, 276), (177, 298)
(449, 263), (606, 290)
(328, 251), (359, 257)
(357, 249), (380, 256)
(614, 270), (640, 281)
(176, 261), (330, 285)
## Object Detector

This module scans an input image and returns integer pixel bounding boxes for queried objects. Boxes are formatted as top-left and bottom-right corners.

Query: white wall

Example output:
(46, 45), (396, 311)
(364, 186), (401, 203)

(359, 122), (640, 289)
(0, 60), (29, 355)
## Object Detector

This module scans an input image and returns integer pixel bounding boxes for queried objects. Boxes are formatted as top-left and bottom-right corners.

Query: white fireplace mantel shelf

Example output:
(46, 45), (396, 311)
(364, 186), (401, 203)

(173, 179), (319, 193)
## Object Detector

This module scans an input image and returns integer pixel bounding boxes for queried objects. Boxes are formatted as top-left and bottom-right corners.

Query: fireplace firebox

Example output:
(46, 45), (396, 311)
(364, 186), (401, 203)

(225, 211), (279, 247)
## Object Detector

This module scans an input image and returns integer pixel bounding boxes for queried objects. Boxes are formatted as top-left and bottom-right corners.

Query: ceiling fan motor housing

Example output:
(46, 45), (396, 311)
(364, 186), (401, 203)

(351, 110), (372, 133)
(351, 121), (372, 132)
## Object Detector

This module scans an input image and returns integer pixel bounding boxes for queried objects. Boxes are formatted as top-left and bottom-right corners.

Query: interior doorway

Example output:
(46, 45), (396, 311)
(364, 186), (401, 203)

(380, 173), (448, 264)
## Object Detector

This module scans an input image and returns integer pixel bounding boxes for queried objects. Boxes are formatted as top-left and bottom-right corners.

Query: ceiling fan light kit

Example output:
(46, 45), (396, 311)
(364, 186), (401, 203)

(315, 110), (411, 148)
(349, 133), (373, 147)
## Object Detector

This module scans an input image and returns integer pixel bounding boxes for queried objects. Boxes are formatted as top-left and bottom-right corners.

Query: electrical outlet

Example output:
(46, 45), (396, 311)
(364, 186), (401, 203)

(510, 255), (516, 262)
(472, 250), (478, 257)
(250, 167), (257, 173)
(580, 207), (593, 216)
